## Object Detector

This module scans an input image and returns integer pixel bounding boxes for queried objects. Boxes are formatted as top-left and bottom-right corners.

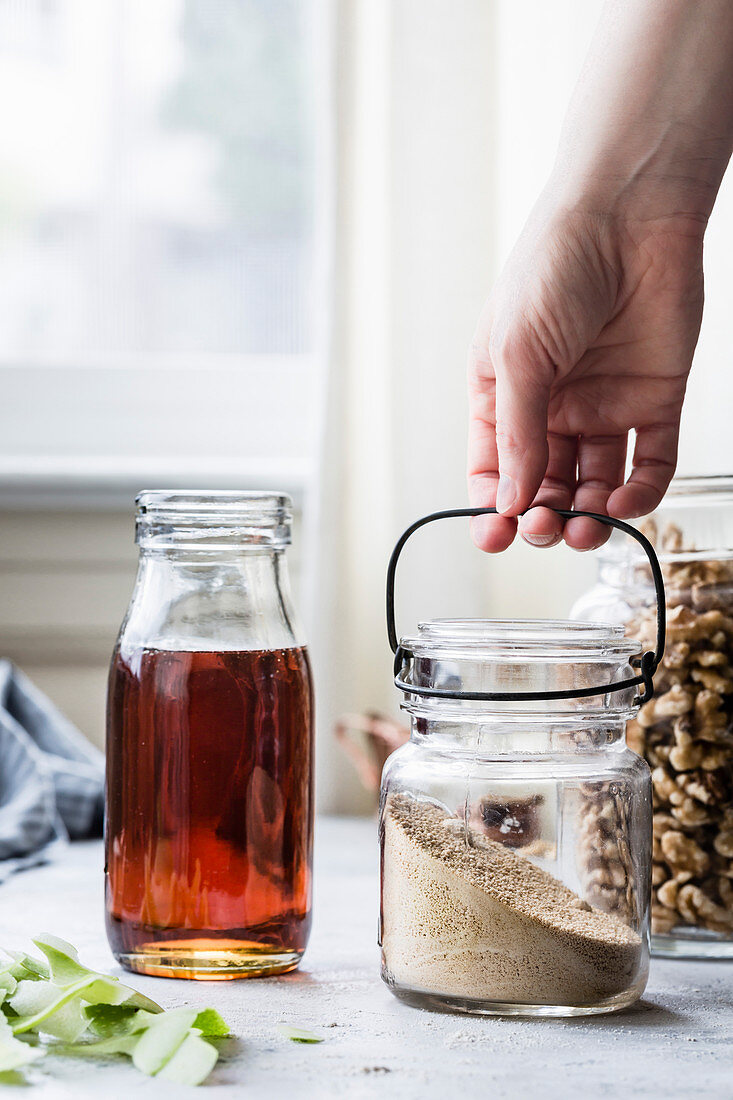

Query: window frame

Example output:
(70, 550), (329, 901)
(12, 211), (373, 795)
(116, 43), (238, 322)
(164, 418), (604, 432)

(0, 0), (334, 513)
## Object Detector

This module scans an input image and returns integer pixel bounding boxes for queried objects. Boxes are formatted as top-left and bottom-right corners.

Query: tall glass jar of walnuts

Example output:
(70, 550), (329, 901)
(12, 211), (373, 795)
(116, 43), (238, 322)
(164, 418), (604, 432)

(572, 476), (733, 958)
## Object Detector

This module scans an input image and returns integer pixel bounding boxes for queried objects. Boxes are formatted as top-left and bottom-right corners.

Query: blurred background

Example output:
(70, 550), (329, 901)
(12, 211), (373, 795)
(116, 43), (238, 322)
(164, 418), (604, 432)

(0, 0), (731, 813)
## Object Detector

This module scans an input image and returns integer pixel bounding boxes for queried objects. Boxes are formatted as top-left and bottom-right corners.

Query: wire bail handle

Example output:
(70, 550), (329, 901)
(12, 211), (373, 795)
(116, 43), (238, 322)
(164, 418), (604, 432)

(386, 507), (666, 706)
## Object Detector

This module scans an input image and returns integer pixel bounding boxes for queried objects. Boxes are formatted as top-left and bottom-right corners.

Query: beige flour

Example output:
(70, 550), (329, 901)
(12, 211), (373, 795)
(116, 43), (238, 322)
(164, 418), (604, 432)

(382, 793), (644, 1006)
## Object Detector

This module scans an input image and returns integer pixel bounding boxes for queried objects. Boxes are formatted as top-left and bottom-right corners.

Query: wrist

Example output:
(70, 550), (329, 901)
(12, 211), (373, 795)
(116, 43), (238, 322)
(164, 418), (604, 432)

(549, 0), (733, 229)
(548, 129), (727, 232)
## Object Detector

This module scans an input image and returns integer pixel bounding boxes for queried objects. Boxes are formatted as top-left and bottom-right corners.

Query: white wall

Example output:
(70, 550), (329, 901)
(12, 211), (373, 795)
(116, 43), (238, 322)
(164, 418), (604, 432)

(680, 172), (733, 476)
(474, 0), (604, 618)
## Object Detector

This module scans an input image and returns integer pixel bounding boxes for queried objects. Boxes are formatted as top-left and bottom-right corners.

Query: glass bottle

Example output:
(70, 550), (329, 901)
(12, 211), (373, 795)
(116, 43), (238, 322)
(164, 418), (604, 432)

(105, 491), (314, 979)
(572, 475), (733, 958)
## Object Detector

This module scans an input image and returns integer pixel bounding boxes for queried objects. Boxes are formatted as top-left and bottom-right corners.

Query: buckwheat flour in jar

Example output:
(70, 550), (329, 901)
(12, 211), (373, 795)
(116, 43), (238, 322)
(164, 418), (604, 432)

(379, 508), (658, 1016)
(572, 476), (733, 958)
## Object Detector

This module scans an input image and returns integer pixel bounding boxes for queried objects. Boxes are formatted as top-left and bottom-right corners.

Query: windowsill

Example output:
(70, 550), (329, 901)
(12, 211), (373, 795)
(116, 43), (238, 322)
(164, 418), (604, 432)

(0, 457), (312, 510)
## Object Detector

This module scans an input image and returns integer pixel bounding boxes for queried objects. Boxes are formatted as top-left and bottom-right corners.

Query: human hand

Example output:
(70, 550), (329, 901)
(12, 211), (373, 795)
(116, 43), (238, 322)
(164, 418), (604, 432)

(467, 0), (733, 553)
(467, 198), (704, 552)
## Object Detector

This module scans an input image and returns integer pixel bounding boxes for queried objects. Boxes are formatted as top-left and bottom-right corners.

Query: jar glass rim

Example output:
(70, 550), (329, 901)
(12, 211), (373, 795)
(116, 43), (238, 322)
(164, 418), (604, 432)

(402, 618), (639, 659)
(598, 474), (733, 564)
(663, 474), (733, 500)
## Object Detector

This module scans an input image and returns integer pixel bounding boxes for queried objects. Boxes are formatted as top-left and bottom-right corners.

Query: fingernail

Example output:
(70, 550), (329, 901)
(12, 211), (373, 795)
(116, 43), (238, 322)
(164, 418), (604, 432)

(496, 474), (517, 515)
(523, 533), (557, 547)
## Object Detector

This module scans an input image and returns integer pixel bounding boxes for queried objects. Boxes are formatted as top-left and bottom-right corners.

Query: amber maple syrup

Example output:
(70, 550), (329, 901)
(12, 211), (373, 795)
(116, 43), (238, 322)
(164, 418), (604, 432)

(105, 645), (313, 979)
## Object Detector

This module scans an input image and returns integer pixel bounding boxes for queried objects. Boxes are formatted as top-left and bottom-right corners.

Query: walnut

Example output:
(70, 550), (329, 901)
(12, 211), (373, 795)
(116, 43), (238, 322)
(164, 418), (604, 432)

(575, 783), (636, 922)
(671, 798), (713, 827)
(661, 524), (684, 553)
(698, 770), (732, 803)
(665, 605), (699, 639)
(640, 517), (658, 545)
(590, 543), (733, 937)
(691, 649), (727, 668)
(652, 864), (667, 886)
(586, 864), (627, 890)
(692, 694), (727, 741)
(657, 878), (679, 909)
(714, 830), (733, 859)
(693, 583), (733, 613)
(700, 746), (730, 772)
(677, 773), (714, 805)
(664, 642), (691, 668)
(660, 830), (710, 876)
(673, 714), (693, 739)
(668, 607), (733, 643)
(651, 902), (678, 933)
(677, 884), (733, 931)
(669, 732), (704, 772)
(690, 667), (733, 694)
(647, 744), (672, 767)
(653, 812), (678, 837)
(651, 767), (684, 807)
(638, 685), (694, 729)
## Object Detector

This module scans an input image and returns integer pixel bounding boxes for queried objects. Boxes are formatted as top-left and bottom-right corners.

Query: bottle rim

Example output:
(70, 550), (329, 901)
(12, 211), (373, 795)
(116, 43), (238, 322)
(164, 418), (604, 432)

(136, 489), (292, 520)
(135, 489), (293, 548)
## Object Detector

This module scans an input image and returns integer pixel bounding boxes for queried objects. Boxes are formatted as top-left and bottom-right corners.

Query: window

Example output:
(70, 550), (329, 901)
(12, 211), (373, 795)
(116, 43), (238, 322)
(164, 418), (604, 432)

(0, 0), (327, 495)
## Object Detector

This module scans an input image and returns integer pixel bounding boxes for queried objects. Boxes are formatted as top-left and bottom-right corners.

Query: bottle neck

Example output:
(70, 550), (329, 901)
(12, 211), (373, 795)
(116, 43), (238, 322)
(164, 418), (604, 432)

(119, 545), (305, 654)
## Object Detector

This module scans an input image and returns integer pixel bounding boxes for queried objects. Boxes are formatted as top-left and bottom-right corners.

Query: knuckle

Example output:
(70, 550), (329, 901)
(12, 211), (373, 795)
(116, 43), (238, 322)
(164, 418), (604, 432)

(538, 475), (575, 496)
(494, 419), (524, 457)
(577, 476), (616, 494)
(489, 319), (555, 387)
(488, 324), (530, 373)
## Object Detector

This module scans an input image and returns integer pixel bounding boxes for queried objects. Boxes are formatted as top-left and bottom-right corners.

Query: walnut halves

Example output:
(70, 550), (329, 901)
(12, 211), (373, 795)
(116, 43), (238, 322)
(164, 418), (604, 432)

(629, 540), (733, 937)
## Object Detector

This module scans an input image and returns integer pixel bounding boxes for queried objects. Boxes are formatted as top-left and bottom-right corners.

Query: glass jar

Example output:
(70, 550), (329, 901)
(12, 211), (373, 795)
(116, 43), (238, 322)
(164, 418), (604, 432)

(572, 475), (733, 958)
(105, 490), (314, 979)
(379, 615), (652, 1018)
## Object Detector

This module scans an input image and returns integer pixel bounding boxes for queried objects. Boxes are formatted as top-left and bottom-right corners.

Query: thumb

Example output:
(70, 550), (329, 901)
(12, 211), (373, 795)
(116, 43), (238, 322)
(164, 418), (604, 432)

(492, 333), (552, 516)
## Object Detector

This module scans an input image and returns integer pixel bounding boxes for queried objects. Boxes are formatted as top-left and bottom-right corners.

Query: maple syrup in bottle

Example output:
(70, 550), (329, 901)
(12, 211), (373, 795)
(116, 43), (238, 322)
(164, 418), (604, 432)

(105, 491), (314, 979)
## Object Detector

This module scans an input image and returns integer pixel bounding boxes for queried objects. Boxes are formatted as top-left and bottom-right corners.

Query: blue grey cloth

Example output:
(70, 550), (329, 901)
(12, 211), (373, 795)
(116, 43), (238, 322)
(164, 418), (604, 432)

(0, 661), (104, 882)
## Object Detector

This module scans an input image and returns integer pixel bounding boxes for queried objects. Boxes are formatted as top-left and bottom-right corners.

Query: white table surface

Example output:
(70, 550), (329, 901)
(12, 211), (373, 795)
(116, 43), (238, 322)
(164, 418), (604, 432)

(1, 817), (731, 1099)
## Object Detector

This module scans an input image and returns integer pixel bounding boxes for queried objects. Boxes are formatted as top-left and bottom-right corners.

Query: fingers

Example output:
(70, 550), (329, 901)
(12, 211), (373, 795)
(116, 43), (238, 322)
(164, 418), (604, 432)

(492, 337), (553, 517)
(468, 474), (518, 553)
(607, 422), (679, 520)
(467, 358), (517, 552)
(564, 433), (628, 550)
(467, 396), (517, 551)
(518, 432), (578, 548)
